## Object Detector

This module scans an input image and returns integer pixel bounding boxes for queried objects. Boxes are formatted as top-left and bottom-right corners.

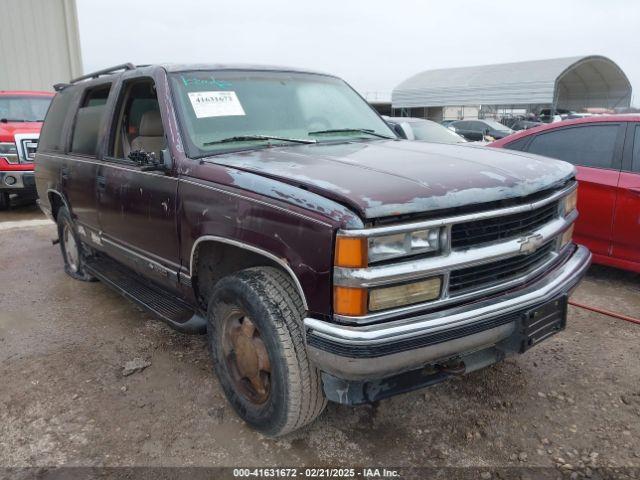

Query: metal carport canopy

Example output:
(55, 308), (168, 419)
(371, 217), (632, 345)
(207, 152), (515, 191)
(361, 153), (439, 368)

(392, 55), (631, 109)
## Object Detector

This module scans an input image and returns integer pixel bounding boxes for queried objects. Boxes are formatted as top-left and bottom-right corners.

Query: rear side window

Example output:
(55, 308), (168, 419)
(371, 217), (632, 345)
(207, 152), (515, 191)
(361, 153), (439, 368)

(633, 125), (640, 173)
(39, 89), (75, 153)
(469, 121), (485, 132)
(83, 86), (110, 106)
(527, 124), (619, 169)
(503, 136), (530, 152)
(70, 84), (112, 156)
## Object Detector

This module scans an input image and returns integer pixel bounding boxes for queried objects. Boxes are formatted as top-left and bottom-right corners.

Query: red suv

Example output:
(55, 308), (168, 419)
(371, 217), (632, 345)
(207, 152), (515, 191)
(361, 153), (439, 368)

(490, 115), (640, 273)
(0, 91), (54, 209)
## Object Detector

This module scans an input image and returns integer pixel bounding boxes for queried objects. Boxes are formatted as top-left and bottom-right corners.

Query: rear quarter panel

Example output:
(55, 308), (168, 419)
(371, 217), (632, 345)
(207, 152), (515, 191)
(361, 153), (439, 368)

(34, 87), (83, 216)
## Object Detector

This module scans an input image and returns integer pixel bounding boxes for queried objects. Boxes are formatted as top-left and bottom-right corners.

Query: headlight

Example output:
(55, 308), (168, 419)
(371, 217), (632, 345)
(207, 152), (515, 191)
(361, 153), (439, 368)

(369, 276), (442, 311)
(333, 228), (443, 316)
(0, 142), (18, 163)
(563, 189), (577, 215)
(368, 228), (440, 263)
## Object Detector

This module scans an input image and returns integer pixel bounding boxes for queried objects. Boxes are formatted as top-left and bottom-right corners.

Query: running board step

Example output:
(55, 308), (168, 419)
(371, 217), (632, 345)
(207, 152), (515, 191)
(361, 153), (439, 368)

(85, 255), (206, 334)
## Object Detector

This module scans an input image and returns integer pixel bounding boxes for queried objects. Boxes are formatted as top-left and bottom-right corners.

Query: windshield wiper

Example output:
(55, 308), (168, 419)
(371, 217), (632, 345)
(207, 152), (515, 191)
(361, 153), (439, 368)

(0, 118), (27, 123)
(202, 135), (317, 146)
(308, 128), (395, 139)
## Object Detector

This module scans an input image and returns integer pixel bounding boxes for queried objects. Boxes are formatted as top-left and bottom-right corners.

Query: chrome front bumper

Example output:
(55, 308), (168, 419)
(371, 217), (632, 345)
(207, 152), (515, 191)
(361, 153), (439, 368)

(0, 170), (35, 190)
(305, 244), (591, 380)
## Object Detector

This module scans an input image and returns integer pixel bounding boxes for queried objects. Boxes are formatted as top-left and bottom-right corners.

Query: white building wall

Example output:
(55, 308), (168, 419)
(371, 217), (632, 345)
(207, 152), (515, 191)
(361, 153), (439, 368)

(442, 106), (480, 120)
(0, 0), (82, 91)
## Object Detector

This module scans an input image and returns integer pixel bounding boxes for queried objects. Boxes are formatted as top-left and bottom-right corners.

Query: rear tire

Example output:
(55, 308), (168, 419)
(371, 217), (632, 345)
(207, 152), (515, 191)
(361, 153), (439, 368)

(0, 191), (9, 210)
(56, 206), (96, 282)
(207, 267), (326, 436)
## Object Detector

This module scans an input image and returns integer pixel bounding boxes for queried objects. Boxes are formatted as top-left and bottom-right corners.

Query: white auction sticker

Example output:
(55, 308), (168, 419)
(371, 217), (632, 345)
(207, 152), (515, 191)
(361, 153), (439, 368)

(187, 91), (246, 118)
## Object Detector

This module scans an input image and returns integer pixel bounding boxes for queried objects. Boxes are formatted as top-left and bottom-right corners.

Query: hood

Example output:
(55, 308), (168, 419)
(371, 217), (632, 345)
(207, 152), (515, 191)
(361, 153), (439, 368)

(207, 140), (575, 220)
(0, 122), (43, 142)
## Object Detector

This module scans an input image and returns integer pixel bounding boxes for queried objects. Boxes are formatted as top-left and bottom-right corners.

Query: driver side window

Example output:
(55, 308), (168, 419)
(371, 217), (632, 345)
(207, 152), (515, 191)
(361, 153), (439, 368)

(110, 78), (166, 162)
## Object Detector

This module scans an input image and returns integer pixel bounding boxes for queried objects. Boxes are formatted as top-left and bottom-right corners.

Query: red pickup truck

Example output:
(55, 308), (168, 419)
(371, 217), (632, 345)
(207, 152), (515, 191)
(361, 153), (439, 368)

(0, 91), (54, 209)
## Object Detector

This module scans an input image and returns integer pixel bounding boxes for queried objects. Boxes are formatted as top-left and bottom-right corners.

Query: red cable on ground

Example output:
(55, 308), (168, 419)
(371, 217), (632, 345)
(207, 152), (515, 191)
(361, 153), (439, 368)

(569, 300), (640, 326)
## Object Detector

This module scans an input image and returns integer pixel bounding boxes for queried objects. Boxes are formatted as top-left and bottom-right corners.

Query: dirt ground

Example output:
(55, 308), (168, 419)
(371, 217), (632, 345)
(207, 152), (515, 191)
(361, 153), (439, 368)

(1, 203), (640, 476)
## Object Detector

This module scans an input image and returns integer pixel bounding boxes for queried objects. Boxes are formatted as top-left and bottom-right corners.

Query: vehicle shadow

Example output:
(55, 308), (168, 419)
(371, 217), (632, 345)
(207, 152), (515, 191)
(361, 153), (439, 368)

(586, 263), (640, 287)
(0, 199), (44, 222)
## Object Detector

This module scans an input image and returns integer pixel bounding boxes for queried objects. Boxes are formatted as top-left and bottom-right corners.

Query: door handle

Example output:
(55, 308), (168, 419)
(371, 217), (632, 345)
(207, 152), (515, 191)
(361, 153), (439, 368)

(61, 167), (69, 180)
(96, 175), (106, 191)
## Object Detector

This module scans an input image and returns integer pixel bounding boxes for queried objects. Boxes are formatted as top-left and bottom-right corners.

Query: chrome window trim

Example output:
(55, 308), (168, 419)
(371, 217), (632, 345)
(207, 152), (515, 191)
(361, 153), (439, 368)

(334, 210), (577, 289)
(338, 181), (577, 238)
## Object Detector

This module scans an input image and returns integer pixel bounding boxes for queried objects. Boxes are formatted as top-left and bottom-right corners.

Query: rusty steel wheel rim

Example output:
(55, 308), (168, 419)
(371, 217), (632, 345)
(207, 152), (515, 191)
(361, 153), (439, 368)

(222, 308), (272, 405)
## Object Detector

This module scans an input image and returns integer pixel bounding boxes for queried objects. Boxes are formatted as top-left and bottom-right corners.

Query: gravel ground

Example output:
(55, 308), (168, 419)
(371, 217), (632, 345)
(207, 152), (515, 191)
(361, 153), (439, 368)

(1, 204), (639, 478)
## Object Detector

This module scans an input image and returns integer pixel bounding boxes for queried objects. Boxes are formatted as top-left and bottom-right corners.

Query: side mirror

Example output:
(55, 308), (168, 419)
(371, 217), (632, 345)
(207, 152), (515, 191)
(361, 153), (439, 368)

(393, 123), (408, 139)
(128, 150), (169, 172)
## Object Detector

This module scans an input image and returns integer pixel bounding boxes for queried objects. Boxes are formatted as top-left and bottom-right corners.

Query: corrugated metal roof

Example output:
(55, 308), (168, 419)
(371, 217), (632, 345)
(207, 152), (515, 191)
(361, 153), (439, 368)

(392, 56), (631, 109)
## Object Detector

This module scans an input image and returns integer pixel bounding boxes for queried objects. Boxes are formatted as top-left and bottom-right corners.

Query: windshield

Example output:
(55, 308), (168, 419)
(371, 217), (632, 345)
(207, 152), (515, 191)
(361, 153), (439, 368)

(170, 70), (396, 156)
(407, 120), (467, 143)
(0, 96), (52, 122)
(483, 119), (512, 132)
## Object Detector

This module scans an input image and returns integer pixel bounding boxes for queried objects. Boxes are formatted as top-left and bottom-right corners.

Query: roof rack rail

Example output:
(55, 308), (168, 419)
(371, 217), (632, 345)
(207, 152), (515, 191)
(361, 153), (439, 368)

(70, 63), (136, 84)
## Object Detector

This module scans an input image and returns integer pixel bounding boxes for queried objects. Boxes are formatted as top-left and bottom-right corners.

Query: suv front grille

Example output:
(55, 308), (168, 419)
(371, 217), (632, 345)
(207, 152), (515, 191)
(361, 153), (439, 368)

(449, 242), (555, 295)
(451, 202), (558, 249)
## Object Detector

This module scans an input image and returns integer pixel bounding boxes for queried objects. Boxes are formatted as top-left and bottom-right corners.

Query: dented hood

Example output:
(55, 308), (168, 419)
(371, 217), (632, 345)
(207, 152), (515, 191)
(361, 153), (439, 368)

(210, 140), (575, 220)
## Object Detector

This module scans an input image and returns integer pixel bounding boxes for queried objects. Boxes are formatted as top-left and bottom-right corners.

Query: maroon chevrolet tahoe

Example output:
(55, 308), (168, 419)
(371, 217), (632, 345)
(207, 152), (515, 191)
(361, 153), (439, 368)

(35, 63), (591, 436)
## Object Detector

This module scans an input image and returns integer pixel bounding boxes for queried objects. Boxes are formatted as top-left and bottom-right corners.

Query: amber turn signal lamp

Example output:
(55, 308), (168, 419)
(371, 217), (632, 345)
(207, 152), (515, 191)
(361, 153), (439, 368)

(334, 286), (368, 316)
(334, 236), (367, 268)
(561, 224), (575, 247)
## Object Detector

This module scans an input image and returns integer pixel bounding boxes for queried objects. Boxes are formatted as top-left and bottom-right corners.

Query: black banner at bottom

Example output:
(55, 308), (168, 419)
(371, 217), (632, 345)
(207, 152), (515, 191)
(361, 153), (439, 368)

(1, 467), (639, 480)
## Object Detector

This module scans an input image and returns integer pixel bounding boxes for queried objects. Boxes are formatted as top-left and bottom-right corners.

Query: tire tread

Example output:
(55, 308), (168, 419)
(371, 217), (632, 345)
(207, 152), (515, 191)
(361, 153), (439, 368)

(216, 267), (326, 436)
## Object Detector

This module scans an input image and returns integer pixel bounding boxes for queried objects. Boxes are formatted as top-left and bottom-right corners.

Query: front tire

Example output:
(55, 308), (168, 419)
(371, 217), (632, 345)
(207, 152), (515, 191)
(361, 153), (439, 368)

(207, 267), (326, 436)
(56, 206), (95, 281)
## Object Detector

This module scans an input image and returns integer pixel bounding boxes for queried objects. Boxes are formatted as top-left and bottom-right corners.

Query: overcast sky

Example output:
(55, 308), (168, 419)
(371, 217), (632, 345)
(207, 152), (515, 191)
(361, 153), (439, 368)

(76, 0), (640, 106)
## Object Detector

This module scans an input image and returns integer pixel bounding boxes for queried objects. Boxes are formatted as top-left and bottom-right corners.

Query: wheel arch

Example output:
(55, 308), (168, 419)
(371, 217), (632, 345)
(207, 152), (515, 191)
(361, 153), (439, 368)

(190, 236), (309, 311)
(46, 189), (71, 221)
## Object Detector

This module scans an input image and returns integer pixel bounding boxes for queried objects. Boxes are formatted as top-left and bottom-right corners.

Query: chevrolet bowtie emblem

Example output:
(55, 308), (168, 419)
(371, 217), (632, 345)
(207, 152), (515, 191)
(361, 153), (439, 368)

(518, 233), (544, 254)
